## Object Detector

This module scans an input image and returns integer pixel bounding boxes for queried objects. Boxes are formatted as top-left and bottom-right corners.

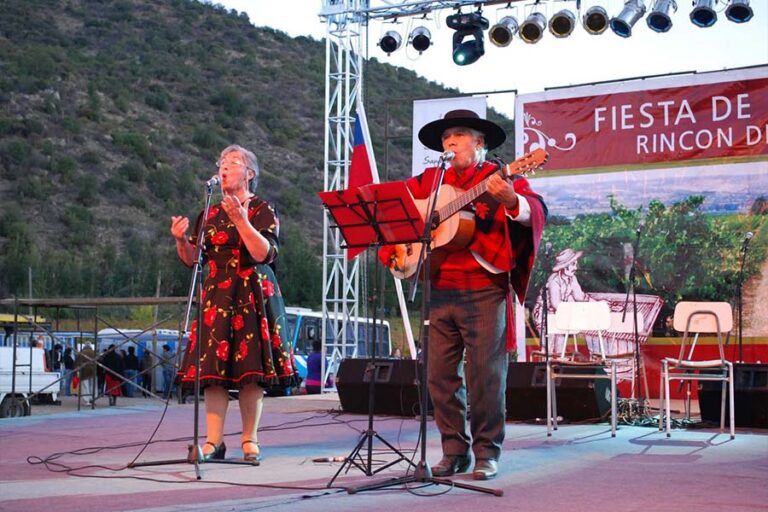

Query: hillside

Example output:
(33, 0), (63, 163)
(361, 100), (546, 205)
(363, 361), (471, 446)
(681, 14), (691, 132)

(0, 0), (517, 306)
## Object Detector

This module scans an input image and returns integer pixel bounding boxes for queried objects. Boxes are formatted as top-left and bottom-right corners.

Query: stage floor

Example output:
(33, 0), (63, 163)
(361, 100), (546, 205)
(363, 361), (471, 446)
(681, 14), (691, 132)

(1, 393), (766, 512)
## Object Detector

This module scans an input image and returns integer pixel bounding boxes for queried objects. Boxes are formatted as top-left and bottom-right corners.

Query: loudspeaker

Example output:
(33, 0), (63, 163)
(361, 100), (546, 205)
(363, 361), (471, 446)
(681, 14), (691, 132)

(505, 362), (611, 422)
(699, 363), (768, 428)
(336, 358), (429, 416)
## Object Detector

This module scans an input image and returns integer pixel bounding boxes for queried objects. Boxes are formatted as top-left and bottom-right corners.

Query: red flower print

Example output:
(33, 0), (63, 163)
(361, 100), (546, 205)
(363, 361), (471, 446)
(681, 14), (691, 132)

(216, 340), (230, 361)
(475, 202), (490, 220)
(260, 317), (270, 340)
(282, 358), (293, 374)
(232, 314), (245, 331)
(238, 268), (253, 279)
(239, 340), (248, 359)
(185, 365), (197, 379)
(207, 205), (220, 220)
(217, 277), (233, 289)
(261, 278), (275, 297)
(208, 261), (218, 278)
(211, 231), (229, 245)
(271, 333), (282, 349)
(188, 323), (197, 353)
(204, 307), (217, 327)
(248, 292), (255, 307)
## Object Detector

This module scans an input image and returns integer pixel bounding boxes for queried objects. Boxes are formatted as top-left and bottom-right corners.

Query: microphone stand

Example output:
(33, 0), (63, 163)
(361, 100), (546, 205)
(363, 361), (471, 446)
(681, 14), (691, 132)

(129, 182), (256, 476)
(348, 156), (501, 496)
(621, 219), (646, 420)
(541, 244), (552, 362)
(736, 235), (752, 363)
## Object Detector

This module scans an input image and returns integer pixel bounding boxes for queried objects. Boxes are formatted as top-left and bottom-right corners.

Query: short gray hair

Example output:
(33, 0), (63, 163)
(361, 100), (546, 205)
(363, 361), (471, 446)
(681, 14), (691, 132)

(219, 144), (260, 193)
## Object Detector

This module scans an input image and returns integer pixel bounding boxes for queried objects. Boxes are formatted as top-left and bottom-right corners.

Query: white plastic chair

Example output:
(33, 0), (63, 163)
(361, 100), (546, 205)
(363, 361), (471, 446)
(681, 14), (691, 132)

(659, 301), (735, 439)
(546, 301), (618, 437)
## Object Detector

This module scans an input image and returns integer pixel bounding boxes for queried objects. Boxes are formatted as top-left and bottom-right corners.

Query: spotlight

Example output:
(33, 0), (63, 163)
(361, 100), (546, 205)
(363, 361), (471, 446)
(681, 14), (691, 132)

(519, 12), (547, 44)
(379, 30), (402, 54)
(409, 26), (432, 52)
(489, 16), (519, 47)
(447, 12), (489, 65)
(726, 0), (753, 22)
(610, 0), (647, 37)
(647, 0), (676, 32)
(690, 0), (717, 26)
(583, 6), (610, 34)
(549, 9), (577, 37)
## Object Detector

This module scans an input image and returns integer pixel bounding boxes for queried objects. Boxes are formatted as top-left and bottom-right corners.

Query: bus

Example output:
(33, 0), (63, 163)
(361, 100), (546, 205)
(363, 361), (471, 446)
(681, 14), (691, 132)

(284, 307), (392, 385)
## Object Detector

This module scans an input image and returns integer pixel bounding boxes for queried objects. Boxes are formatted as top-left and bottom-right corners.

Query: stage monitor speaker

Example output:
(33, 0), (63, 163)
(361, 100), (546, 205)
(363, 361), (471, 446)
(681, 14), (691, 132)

(699, 363), (768, 428)
(505, 362), (611, 422)
(336, 358), (429, 417)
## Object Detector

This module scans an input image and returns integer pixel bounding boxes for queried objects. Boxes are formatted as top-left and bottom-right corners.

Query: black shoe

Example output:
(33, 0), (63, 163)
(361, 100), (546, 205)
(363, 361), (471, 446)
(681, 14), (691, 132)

(188, 441), (226, 462)
(472, 459), (498, 480)
(431, 455), (471, 477)
(242, 440), (261, 464)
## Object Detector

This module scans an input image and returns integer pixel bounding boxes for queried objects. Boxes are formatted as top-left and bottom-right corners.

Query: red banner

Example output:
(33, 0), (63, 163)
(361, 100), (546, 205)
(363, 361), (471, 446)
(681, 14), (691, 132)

(519, 75), (768, 171)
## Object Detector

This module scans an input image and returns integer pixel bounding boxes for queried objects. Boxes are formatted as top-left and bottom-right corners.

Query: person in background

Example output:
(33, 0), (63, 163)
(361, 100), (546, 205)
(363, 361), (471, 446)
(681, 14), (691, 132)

(75, 343), (97, 405)
(101, 344), (124, 406)
(170, 144), (296, 462)
(141, 349), (154, 397)
(62, 347), (75, 396)
(304, 340), (325, 395)
(160, 344), (176, 398)
(123, 346), (140, 398)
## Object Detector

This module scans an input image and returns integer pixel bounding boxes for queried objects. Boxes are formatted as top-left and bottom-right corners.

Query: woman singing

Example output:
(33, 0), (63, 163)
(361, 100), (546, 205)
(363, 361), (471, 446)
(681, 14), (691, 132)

(170, 144), (296, 462)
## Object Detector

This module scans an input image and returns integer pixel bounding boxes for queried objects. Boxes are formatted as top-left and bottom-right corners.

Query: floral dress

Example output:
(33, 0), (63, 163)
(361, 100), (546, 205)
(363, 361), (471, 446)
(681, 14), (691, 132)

(178, 196), (296, 390)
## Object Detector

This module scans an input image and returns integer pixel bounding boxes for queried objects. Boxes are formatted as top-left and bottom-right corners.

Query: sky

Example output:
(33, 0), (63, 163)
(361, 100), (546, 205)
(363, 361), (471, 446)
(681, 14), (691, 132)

(217, 0), (768, 117)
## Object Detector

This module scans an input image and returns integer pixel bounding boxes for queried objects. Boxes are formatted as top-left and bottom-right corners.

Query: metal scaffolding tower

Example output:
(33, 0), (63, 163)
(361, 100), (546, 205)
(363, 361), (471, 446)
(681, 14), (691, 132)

(318, 1), (512, 386)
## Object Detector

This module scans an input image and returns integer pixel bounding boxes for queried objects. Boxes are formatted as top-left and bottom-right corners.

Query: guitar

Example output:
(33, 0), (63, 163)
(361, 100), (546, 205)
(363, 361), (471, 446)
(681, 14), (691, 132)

(388, 148), (548, 279)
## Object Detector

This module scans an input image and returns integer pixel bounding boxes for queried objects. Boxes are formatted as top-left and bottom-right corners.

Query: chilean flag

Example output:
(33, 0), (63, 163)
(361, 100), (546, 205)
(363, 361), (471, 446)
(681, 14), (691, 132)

(347, 103), (380, 259)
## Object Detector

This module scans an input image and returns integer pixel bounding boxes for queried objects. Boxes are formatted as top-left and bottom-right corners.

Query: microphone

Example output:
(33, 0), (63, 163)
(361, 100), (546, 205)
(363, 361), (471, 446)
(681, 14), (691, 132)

(312, 456), (346, 463)
(205, 175), (220, 189)
(439, 151), (455, 162)
(636, 210), (647, 234)
(742, 231), (754, 250)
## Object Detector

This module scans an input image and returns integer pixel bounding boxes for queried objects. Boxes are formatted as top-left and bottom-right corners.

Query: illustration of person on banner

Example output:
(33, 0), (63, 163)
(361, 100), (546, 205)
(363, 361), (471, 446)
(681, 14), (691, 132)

(532, 247), (594, 356)
(378, 109), (547, 480)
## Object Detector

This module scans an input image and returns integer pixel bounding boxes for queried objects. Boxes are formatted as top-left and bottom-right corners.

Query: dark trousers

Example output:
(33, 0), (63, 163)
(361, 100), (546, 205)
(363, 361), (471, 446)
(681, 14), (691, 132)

(427, 285), (508, 461)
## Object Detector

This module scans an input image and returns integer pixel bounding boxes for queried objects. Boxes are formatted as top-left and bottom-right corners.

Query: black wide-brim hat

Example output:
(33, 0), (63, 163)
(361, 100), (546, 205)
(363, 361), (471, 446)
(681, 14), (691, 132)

(417, 109), (506, 152)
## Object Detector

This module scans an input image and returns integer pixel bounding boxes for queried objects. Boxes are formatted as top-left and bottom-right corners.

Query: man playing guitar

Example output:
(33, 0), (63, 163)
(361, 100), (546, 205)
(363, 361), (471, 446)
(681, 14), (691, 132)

(379, 109), (547, 480)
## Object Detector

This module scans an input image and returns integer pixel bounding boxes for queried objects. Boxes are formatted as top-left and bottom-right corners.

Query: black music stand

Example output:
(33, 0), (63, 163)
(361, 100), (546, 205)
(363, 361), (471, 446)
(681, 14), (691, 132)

(319, 182), (425, 485)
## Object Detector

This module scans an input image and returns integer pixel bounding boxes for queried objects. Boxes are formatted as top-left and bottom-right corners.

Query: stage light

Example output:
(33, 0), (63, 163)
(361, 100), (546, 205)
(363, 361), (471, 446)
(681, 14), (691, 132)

(690, 0), (717, 26)
(726, 0), (754, 22)
(583, 6), (610, 34)
(489, 15), (519, 46)
(379, 30), (402, 54)
(447, 11), (489, 65)
(647, 0), (676, 32)
(549, 9), (577, 37)
(519, 12), (547, 44)
(610, 0), (647, 37)
(409, 26), (432, 52)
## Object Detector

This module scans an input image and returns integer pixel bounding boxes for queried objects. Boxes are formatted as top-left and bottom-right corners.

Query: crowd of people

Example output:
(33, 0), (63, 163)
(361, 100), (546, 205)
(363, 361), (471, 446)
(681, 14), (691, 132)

(33, 337), (177, 405)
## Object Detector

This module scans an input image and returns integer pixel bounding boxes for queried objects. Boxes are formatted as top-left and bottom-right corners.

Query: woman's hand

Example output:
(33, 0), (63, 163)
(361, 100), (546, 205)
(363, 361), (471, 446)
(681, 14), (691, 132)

(221, 194), (250, 227)
(170, 216), (189, 241)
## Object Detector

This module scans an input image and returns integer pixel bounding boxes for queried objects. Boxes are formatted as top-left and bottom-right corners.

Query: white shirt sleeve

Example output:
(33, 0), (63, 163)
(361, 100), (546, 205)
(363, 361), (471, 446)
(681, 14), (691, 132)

(508, 195), (531, 226)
